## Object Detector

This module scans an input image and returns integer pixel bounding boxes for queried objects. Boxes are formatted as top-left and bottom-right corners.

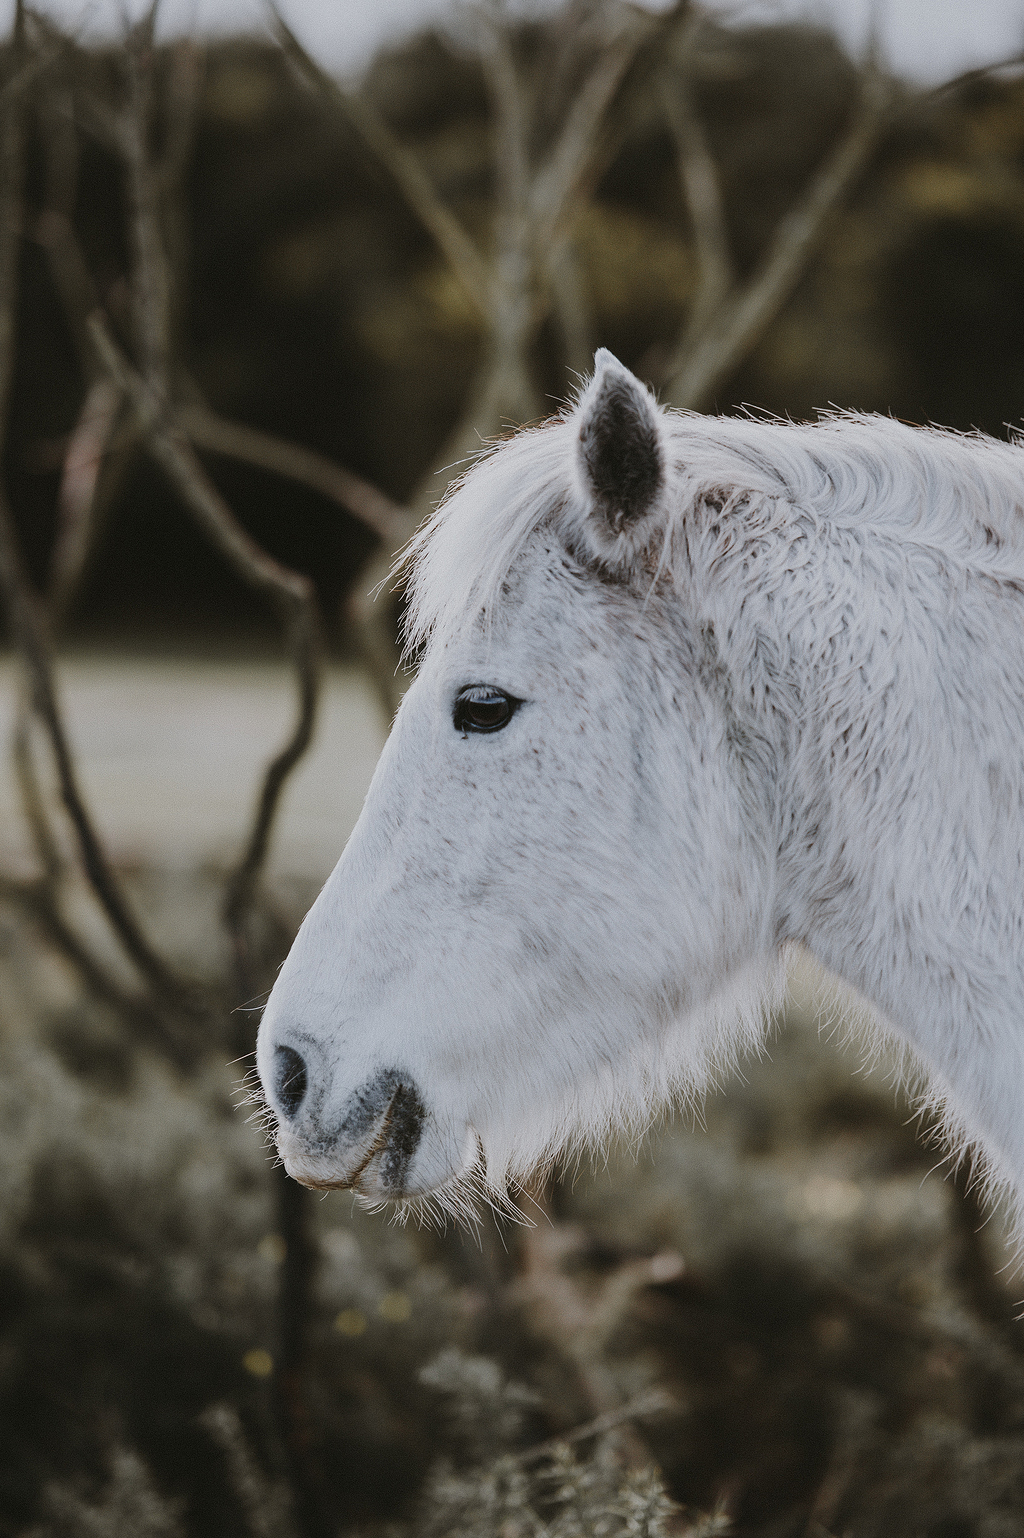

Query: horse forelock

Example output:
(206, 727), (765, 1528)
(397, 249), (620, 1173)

(398, 401), (1024, 663)
(397, 417), (576, 659)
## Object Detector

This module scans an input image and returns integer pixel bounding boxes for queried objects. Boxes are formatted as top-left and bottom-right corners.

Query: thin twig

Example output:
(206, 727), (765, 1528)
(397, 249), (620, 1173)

(264, 0), (661, 518)
(33, 200), (108, 376)
(530, 5), (655, 253)
(0, 0), (26, 432)
(513, 1192), (685, 1471)
(33, 126), (142, 629)
(178, 403), (416, 547)
(157, 38), (204, 364)
(8, 61), (186, 1028)
(48, 376), (124, 624)
(34, 83), (106, 385)
(515, 1387), (678, 1467)
(160, 38), (204, 194)
(93, 26), (327, 968)
(11, 702), (62, 882)
(660, 26), (734, 353)
(84, 325), (315, 619)
(473, 3), (542, 433)
(546, 235), (592, 377)
(477, 6), (530, 231)
(0, 26), (62, 111)
(180, 397), (414, 730)
(926, 48), (1024, 99)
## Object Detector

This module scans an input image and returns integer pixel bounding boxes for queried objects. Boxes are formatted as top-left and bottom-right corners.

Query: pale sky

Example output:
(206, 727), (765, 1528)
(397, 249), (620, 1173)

(8, 0), (1024, 85)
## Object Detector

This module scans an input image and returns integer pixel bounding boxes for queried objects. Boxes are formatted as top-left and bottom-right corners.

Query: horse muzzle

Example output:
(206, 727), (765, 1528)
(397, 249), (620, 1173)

(262, 1043), (445, 1198)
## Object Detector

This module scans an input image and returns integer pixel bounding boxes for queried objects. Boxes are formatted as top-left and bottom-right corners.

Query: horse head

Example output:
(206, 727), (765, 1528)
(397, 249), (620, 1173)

(255, 352), (781, 1214)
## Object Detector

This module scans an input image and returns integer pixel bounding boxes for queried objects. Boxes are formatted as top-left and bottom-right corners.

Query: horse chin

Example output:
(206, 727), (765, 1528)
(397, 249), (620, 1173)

(273, 1126), (367, 1191)
(274, 1116), (474, 1203)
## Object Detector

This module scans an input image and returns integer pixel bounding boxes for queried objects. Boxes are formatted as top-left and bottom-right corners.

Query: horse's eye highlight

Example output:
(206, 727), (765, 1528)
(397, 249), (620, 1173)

(454, 686), (521, 734)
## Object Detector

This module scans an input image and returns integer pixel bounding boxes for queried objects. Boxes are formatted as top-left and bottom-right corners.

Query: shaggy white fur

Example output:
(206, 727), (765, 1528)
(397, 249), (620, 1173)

(257, 351), (1024, 1231)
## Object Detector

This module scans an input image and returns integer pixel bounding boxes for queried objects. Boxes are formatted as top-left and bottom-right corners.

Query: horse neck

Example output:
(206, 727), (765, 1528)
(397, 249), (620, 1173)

(683, 494), (1024, 1200)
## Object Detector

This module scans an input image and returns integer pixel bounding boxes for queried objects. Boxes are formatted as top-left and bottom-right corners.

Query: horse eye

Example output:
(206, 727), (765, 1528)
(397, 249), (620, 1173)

(453, 686), (521, 734)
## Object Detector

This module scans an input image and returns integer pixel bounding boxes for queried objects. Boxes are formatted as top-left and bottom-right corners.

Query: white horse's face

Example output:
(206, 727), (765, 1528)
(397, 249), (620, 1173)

(256, 355), (773, 1212)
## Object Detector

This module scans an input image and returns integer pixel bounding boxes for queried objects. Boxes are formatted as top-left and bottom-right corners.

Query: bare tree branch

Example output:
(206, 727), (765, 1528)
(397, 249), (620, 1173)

(6, 71), (180, 1029)
(33, 95), (142, 627)
(660, 24), (733, 353)
(269, 2), (492, 318)
(159, 38), (204, 195)
(35, 90), (413, 559)
(35, 51), (405, 959)
(85, 311), (325, 952)
(178, 404), (416, 547)
(88, 317), (314, 608)
(473, 5), (543, 431)
(34, 85), (112, 376)
(0, 16), (63, 111)
(89, 45), (337, 1528)
(0, 4), (198, 1014)
(546, 234), (592, 378)
(33, 196), (107, 367)
(123, 19), (173, 386)
(663, 64), (895, 410)
(0, 510), (203, 1007)
(157, 39), (204, 365)
(530, 4), (656, 254)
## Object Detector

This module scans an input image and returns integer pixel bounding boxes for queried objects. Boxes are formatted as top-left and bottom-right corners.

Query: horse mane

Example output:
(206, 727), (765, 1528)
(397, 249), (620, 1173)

(400, 406), (1024, 658)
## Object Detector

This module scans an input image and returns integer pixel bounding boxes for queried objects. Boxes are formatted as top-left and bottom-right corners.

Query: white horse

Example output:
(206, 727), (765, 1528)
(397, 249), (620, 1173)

(256, 349), (1024, 1229)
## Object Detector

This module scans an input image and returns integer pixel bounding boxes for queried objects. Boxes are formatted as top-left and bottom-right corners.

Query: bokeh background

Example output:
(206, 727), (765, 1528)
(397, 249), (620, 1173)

(3, 3), (1024, 1536)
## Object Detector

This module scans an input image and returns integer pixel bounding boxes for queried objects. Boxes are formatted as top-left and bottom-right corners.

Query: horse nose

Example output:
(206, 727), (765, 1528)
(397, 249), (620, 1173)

(271, 1063), (429, 1194)
(273, 1044), (308, 1120)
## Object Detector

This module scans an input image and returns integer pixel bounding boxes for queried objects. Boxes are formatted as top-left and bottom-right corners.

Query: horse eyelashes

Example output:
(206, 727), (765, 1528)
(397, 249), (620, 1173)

(453, 686), (522, 734)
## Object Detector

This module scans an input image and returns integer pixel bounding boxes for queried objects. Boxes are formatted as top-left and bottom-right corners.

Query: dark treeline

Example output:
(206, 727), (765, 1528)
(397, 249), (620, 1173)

(8, 16), (1024, 640)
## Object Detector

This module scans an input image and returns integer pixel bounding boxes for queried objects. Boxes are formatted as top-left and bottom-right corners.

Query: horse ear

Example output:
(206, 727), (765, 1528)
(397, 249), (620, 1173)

(575, 349), (665, 554)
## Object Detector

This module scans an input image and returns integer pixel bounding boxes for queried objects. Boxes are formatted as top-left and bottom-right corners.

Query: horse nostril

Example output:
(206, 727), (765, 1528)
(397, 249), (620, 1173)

(379, 1079), (426, 1194)
(274, 1044), (308, 1120)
